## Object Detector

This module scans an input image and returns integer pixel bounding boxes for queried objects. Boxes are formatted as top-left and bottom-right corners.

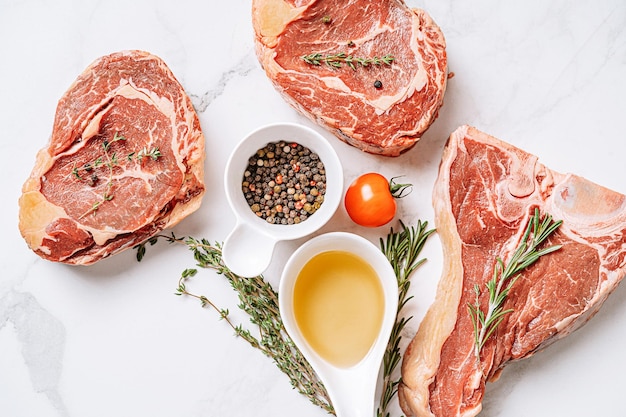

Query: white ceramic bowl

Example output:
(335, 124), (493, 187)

(222, 122), (343, 277)
(279, 232), (398, 417)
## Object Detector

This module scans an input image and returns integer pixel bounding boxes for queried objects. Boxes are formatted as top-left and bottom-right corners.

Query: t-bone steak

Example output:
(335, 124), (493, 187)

(399, 125), (626, 417)
(18, 50), (205, 265)
(252, 0), (447, 156)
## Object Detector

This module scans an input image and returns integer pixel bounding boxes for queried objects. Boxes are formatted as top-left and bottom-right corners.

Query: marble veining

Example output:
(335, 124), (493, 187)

(0, 289), (67, 416)
(190, 52), (258, 113)
(1, 1), (625, 416)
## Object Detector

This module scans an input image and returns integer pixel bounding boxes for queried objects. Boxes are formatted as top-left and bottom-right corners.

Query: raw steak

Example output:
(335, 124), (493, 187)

(252, 0), (447, 156)
(18, 50), (205, 265)
(399, 125), (626, 416)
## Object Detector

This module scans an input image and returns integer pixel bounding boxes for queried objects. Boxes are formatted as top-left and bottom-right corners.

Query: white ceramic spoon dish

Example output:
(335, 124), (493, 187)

(279, 232), (398, 417)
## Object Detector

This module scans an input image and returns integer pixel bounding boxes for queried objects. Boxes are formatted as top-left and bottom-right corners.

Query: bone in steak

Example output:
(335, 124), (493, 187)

(18, 50), (205, 265)
(399, 125), (626, 417)
(252, 0), (447, 156)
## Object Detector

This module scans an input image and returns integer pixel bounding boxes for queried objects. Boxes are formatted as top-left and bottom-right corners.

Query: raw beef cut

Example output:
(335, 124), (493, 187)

(252, 0), (447, 156)
(399, 125), (626, 417)
(18, 50), (205, 265)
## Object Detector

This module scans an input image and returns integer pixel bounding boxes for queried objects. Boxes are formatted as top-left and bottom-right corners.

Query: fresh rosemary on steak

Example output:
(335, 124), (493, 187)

(301, 52), (395, 70)
(377, 220), (435, 417)
(74, 131), (162, 217)
(134, 220), (433, 416)
(468, 208), (563, 359)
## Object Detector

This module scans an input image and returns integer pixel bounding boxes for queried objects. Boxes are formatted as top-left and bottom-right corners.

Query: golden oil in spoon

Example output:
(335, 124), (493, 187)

(292, 250), (385, 368)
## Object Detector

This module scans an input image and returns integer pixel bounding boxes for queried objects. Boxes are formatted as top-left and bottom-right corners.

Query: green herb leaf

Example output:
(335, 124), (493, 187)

(301, 52), (395, 70)
(468, 208), (563, 359)
(73, 131), (164, 217)
(136, 220), (434, 417)
(377, 220), (435, 417)
(135, 234), (334, 414)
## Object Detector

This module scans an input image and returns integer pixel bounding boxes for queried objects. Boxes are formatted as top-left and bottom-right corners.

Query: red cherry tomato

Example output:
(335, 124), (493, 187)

(344, 173), (411, 227)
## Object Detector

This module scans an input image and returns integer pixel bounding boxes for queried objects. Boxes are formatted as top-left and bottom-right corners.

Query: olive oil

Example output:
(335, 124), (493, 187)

(292, 250), (385, 368)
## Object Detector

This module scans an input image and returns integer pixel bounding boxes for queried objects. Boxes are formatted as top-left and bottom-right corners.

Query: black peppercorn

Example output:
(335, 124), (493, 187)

(242, 141), (326, 224)
(374, 80), (383, 89)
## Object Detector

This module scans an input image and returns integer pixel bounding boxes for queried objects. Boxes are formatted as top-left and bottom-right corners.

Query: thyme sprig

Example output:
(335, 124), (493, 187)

(75, 132), (162, 217)
(301, 52), (395, 70)
(377, 220), (435, 417)
(468, 208), (563, 360)
(135, 220), (434, 416)
(135, 234), (334, 414)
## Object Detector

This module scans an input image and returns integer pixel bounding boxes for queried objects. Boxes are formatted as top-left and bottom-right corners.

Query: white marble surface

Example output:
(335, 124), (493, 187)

(1, 1), (625, 416)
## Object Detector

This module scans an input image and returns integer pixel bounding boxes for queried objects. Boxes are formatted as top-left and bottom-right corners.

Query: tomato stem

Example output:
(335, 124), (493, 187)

(389, 176), (413, 198)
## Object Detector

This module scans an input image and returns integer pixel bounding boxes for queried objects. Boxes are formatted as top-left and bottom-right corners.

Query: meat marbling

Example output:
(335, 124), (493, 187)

(252, 0), (448, 156)
(19, 50), (205, 265)
(399, 125), (626, 417)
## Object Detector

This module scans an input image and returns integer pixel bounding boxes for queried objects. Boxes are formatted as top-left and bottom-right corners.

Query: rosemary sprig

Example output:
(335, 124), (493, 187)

(377, 220), (435, 417)
(135, 234), (334, 414)
(301, 52), (395, 70)
(135, 220), (433, 416)
(468, 208), (563, 359)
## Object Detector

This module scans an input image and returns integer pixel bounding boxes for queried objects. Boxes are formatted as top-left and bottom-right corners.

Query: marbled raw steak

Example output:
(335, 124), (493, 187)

(19, 50), (205, 265)
(252, 0), (448, 156)
(399, 125), (626, 417)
